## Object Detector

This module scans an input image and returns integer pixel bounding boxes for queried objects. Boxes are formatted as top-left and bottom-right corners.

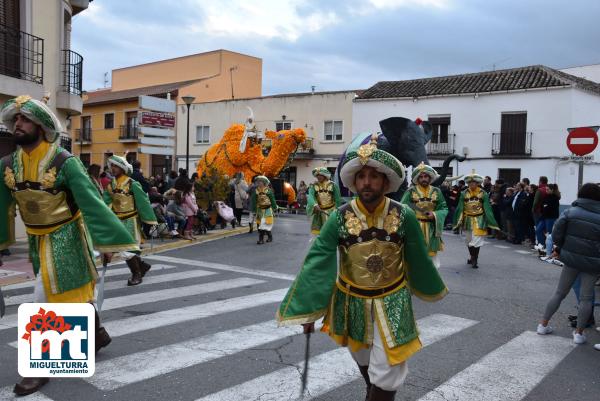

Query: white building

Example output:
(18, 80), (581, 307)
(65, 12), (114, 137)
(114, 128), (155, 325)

(353, 65), (600, 205)
(561, 63), (600, 83)
(175, 90), (359, 187)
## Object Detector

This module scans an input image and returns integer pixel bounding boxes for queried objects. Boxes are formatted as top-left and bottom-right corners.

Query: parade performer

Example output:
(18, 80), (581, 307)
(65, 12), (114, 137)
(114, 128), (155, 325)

(250, 175), (277, 244)
(453, 170), (499, 269)
(400, 163), (448, 268)
(306, 167), (341, 235)
(277, 135), (447, 401)
(0, 95), (139, 396)
(104, 155), (157, 285)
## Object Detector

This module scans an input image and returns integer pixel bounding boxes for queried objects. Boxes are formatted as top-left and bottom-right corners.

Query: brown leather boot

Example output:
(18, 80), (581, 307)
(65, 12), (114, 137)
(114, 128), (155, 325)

(257, 230), (265, 245)
(13, 377), (49, 396)
(357, 364), (371, 401)
(126, 256), (143, 286)
(471, 247), (480, 269)
(94, 307), (111, 354)
(467, 246), (474, 265)
(139, 259), (152, 277)
(368, 385), (396, 401)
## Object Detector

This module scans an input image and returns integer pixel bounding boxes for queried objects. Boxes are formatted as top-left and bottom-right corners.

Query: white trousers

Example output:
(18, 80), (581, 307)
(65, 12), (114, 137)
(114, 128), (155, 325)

(465, 230), (485, 248)
(33, 275), (47, 302)
(431, 254), (441, 269)
(349, 320), (408, 391)
(119, 251), (136, 260)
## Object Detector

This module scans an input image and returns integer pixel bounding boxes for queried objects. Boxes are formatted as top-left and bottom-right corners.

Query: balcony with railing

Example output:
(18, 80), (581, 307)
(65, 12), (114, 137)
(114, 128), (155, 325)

(119, 125), (139, 141)
(55, 49), (84, 114)
(0, 22), (44, 90)
(75, 128), (92, 144)
(60, 50), (83, 96)
(492, 132), (532, 156)
(426, 133), (455, 156)
(296, 137), (315, 154)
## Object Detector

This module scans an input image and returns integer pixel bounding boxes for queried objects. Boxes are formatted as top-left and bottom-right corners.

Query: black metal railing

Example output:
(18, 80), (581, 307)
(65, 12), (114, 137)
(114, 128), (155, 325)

(297, 137), (314, 153)
(60, 49), (83, 95)
(492, 132), (532, 156)
(76, 127), (92, 143)
(119, 125), (139, 140)
(426, 133), (455, 155)
(0, 23), (44, 84)
(59, 135), (72, 152)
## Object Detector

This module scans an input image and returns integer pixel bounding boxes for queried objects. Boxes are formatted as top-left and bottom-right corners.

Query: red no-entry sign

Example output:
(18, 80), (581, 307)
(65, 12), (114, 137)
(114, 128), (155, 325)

(567, 126), (599, 156)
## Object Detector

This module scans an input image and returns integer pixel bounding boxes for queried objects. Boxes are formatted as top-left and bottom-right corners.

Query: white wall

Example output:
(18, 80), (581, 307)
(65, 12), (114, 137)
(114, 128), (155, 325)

(353, 87), (600, 204)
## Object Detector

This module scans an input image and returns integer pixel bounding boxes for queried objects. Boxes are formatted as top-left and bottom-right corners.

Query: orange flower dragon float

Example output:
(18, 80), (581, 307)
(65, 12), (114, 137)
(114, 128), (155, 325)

(196, 108), (306, 183)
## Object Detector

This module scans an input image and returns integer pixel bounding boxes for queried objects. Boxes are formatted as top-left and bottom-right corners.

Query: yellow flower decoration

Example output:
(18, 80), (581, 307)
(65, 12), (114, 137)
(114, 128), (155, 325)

(4, 167), (16, 190)
(40, 167), (57, 189)
(197, 124), (306, 183)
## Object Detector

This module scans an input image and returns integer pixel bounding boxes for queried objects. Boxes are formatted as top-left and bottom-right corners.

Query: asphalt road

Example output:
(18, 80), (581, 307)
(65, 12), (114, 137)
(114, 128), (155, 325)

(0, 214), (599, 401)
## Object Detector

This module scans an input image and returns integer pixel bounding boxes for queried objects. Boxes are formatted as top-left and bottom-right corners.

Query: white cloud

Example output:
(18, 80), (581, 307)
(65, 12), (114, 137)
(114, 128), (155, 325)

(369, 0), (451, 8)
(196, 0), (338, 41)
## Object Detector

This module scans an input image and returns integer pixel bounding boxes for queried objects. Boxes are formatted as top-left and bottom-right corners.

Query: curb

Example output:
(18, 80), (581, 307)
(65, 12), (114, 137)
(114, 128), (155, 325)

(139, 226), (248, 256)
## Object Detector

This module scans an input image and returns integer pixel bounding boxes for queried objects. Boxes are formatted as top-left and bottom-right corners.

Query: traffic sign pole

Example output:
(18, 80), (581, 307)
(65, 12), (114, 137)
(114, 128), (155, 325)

(566, 126), (599, 190)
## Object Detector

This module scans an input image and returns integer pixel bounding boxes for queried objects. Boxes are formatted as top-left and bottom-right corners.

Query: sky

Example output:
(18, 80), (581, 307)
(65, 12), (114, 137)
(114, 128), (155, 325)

(72, 0), (600, 94)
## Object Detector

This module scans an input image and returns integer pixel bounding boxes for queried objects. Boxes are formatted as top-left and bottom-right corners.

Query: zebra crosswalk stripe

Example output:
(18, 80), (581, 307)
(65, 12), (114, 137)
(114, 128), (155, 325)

(195, 314), (478, 401)
(3, 269), (217, 306)
(103, 288), (288, 337)
(1, 264), (177, 291)
(145, 255), (296, 281)
(416, 331), (575, 401)
(86, 320), (302, 391)
(0, 277), (264, 331)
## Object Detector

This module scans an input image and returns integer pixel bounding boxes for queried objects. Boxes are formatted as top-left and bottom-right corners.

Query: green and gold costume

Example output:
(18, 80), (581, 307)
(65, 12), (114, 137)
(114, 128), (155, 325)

(452, 187), (499, 234)
(400, 185), (447, 256)
(307, 179), (342, 235)
(0, 142), (139, 302)
(277, 197), (447, 365)
(251, 184), (277, 230)
(103, 175), (158, 242)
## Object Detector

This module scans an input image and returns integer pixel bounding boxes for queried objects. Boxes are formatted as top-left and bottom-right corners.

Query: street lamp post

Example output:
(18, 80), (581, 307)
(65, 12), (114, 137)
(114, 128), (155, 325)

(181, 95), (195, 177)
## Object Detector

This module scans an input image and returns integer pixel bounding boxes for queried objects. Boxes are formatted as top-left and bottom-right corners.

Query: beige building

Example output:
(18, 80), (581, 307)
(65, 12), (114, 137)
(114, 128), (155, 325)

(0, 0), (90, 150)
(71, 50), (262, 175)
(176, 90), (360, 187)
(0, 0), (90, 239)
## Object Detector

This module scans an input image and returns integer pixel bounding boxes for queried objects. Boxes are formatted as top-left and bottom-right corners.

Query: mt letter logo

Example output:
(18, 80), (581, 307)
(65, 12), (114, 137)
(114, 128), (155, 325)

(18, 303), (95, 378)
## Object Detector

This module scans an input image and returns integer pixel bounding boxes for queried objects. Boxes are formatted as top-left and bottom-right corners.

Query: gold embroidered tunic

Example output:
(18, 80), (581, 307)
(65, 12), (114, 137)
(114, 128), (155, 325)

(278, 197), (448, 365)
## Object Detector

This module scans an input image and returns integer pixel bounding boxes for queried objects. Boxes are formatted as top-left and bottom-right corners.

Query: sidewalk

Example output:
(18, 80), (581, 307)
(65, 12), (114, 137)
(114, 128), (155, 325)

(0, 224), (249, 287)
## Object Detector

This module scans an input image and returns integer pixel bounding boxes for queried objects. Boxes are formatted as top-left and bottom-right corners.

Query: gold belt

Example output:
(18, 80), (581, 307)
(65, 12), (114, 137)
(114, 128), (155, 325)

(337, 275), (406, 298)
(116, 210), (138, 220)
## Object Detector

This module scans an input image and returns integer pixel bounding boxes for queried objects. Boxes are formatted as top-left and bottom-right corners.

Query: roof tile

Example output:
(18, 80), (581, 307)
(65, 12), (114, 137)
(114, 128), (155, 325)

(357, 65), (600, 99)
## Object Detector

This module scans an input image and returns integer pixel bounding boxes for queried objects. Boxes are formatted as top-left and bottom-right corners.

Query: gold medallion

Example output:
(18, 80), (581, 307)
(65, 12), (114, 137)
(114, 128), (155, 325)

(25, 200), (40, 214)
(366, 254), (384, 273)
